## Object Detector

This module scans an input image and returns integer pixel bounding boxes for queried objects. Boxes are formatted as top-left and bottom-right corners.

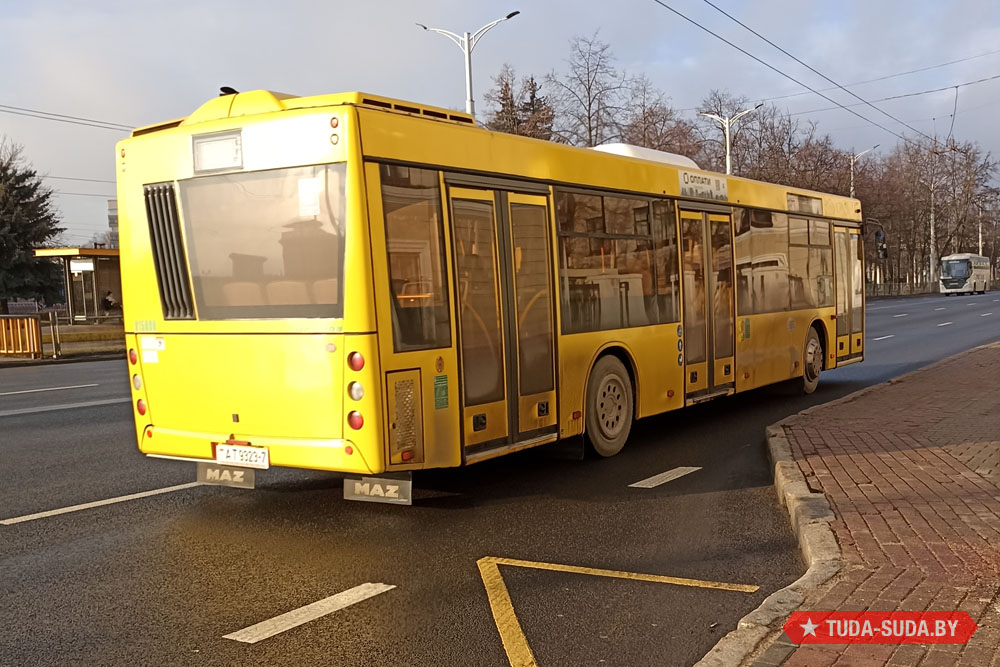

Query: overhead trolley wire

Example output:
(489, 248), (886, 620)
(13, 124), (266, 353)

(648, 0), (918, 147)
(700, 0), (942, 145)
(0, 103), (133, 131)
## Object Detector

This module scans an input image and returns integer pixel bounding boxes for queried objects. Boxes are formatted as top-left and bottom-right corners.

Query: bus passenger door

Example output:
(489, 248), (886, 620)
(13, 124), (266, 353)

(447, 187), (557, 459)
(834, 226), (864, 364)
(680, 209), (735, 402)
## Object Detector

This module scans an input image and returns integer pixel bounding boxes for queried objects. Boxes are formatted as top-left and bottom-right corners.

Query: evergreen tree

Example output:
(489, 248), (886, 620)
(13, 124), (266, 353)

(0, 139), (65, 313)
(518, 76), (554, 140)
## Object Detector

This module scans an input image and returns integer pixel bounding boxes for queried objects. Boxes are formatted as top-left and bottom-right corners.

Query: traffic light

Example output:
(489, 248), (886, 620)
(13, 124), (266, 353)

(874, 229), (888, 260)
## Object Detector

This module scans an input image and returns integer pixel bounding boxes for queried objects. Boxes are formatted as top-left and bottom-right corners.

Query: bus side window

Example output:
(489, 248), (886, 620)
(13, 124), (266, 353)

(733, 208), (752, 317)
(379, 165), (452, 351)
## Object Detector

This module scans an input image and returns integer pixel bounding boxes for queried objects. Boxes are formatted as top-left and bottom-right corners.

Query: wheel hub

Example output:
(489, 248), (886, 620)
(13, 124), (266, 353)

(598, 377), (626, 438)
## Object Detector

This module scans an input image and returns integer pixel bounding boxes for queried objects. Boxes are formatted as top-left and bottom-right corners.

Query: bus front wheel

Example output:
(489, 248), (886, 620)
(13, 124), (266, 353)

(802, 328), (823, 395)
(585, 355), (633, 457)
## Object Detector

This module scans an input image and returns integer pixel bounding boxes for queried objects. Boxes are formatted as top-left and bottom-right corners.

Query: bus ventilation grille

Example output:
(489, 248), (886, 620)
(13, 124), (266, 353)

(143, 183), (195, 319)
(392, 378), (417, 454)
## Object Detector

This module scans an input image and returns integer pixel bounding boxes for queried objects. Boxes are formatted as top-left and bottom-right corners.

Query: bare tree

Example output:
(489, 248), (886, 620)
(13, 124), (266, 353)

(620, 74), (700, 157)
(546, 33), (628, 147)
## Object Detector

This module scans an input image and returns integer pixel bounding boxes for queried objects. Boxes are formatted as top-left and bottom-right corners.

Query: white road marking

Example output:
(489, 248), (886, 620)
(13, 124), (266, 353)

(937, 322), (953, 327)
(934, 307), (946, 311)
(982, 313), (993, 317)
(892, 313), (908, 318)
(0, 482), (201, 525)
(629, 466), (702, 488)
(873, 335), (894, 341)
(0, 383), (98, 397)
(223, 583), (396, 644)
(968, 303), (978, 306)
(0, 398), (130, 418)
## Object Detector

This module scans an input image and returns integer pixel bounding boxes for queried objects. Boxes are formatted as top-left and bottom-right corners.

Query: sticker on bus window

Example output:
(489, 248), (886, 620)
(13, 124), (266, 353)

(434, 375), (449, 410)
(298, 177), (322, 217)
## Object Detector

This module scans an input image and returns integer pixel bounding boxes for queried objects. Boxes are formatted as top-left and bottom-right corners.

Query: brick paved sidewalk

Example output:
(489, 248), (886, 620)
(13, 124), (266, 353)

(769, 342), (1000, 667)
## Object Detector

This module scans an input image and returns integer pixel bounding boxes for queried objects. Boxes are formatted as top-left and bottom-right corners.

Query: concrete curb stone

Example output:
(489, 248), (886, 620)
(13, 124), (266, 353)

(694, 340), (1000, 667)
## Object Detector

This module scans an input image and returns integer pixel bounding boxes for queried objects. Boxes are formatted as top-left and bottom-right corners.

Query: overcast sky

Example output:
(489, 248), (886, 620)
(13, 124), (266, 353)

(3, 0), (1000, 245)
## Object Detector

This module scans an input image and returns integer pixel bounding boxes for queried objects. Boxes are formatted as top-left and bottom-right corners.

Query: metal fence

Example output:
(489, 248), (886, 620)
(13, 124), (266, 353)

(0, 315), (42, 358)
(0, 313), (61, 359)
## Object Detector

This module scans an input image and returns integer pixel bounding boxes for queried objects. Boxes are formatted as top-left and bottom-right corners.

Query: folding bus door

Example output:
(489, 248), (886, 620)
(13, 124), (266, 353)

(834, 226), (864, 364)
(447, 187), (558, 460)
(680, 209), (735, 402)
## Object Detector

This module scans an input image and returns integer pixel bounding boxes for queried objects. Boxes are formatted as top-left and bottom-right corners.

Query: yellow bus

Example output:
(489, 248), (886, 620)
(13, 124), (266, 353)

(116, 90), (864, 501)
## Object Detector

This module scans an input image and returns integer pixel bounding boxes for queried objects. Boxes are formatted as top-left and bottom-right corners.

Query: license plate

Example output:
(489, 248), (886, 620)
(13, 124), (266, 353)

(215, 444), (269, 469)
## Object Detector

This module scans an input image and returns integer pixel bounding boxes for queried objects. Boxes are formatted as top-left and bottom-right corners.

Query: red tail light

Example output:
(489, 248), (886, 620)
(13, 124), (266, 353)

(128, 348), (138, 365)
(136, 399), (147, 416)
(347, 352), (365, 371)
(347, 410), (364, 430)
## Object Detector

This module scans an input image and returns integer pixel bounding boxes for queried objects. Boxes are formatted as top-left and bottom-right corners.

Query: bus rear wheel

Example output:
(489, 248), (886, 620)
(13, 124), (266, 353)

(585, 355), (633, 457)
(802, 328), (823, 395)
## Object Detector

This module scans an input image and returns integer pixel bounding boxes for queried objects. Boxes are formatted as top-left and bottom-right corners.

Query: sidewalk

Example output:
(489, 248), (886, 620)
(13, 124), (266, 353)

(758, 342), (1000, 666)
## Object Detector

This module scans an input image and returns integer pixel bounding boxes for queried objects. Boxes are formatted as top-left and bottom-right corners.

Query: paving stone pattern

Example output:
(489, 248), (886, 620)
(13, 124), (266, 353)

(776, 343), (1000, 667)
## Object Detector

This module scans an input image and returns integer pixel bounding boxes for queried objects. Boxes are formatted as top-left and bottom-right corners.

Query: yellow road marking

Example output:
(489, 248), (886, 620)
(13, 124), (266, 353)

(477, 558), (538, 667)
(488, 557), (759, 593)
(477, 556), (758, 667)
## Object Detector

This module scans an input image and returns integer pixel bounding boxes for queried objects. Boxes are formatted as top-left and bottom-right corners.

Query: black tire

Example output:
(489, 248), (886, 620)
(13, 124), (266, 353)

(802, 327), (823, 395)
(584, 355), (633, 457)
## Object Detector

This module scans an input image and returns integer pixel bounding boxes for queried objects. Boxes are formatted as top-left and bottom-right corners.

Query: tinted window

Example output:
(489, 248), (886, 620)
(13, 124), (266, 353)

(380, 165), (451, 351)
(180, 164), (346, 320)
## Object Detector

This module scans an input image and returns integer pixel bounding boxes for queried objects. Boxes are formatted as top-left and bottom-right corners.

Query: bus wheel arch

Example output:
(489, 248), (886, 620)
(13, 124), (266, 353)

(802, 321), (826, 394)
(583, 348), (636, 458)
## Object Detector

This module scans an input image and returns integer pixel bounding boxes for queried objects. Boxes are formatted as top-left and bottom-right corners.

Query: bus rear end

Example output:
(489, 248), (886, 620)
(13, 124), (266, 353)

(116, 91), (385, 478)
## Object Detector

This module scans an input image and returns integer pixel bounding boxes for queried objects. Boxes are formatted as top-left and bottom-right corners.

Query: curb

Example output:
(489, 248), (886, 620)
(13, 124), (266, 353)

(0, 352), (124, 368)
(693, 420), (841, 667)
(694, 339), (1000, 667)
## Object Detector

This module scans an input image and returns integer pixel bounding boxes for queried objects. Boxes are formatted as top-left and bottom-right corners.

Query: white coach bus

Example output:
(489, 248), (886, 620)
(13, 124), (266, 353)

(940, 253), (990, 295)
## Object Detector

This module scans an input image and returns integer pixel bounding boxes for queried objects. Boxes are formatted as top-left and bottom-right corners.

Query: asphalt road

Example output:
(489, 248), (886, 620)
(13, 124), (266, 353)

(1, 293), (997, 667)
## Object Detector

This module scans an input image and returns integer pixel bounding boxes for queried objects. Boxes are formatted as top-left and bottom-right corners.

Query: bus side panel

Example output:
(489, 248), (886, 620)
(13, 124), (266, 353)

(557, 325), (684, 438)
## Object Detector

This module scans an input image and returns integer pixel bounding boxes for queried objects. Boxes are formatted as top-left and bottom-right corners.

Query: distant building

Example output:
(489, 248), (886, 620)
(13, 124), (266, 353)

(107, 199), (119, 249)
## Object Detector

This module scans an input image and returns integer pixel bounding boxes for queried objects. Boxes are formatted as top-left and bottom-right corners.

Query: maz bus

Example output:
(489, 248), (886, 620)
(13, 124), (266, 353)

(116, 90), (864, 501)
(940, 253), (990, 295)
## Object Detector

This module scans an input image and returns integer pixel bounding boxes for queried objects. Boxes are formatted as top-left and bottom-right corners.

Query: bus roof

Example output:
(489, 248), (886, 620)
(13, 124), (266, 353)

(130, 90), (476, 137)
(941, 253), (988, 261)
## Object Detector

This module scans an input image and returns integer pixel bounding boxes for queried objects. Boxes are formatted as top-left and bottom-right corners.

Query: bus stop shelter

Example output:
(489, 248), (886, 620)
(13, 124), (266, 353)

(33, 248), (122, 324)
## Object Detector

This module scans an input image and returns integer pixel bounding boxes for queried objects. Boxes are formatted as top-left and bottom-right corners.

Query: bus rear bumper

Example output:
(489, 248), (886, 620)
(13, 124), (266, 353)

(139, 426), (379, 475)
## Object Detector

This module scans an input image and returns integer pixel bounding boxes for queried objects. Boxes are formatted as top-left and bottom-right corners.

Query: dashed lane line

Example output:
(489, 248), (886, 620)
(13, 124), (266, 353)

(477, 557), (758, 667)
(0, 383), (98, 397)
(0, 397), (130, 418)
(223, 583), (396, 644)
(892, 314), (908, 318)
(629, 466), (701, 488)
(937, 322), (954, 327)
(982, 313), (993, 317)
(935, 307), (946, 311)
(0, 482), (202, 525)
(873, 335), (895, 341)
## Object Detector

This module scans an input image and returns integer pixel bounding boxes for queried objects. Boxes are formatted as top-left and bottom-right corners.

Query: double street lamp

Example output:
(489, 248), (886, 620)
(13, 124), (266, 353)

(417, 11), (520, 119)
(849, 145), (879, 198)
(701, 103), (762, 175)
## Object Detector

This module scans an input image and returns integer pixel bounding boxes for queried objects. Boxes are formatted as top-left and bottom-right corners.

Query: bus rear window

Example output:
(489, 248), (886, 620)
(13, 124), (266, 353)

(179, 164), (346, 320)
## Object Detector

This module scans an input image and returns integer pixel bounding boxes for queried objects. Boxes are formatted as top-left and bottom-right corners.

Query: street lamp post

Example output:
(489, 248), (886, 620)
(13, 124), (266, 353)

(701, 103), (762, 175)
(416, 11), (520, 119)
(849, 144), (879, 198)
